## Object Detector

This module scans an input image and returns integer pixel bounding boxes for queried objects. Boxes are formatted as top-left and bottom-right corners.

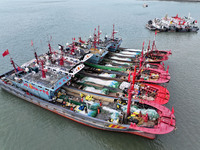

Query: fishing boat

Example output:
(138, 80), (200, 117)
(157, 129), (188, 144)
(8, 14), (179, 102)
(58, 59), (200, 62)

(61, 33), (109, 64)
(83, 63), (170, 84)
(106, 44), (169, 63)
(145, 41), (172, 57)
(46, 42), (93, 64)
(106, 51), (168, 63)
(79, 25), (122, 52)
(92, 59), (166, 71)
(58, 43), (108, 64)
(106, 24), (122, 52)
(93, 43), (170, 75)
(63, 64), (170, 105)
(143, 3), (148, 8)
(76, 28), (170, 64)
(146, 14), (199, 32)
(102, 49), (169, 71)
(0, 50), (175, 139)
(84, 26), (114, 50)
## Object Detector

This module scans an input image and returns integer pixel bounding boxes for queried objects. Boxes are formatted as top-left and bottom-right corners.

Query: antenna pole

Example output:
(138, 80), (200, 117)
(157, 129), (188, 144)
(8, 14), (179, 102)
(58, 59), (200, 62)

(112, 24), (115, 41)
(48, 43), (52, 54)
(34, 52), (39, 64)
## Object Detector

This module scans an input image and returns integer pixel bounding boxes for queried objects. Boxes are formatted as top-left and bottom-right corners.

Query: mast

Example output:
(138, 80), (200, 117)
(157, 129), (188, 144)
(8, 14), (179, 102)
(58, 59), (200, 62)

(97, 25), (101, 45)
(41, 60), (46, 78)
(152, 40), (155, 52)
(127, 91), (132, 116)
(147, 40), (150, 55)
(34, 52), (39, 64)
(152, 30), (157, 52)
(31, 40), (39, 64)
(93, 28), (97, 49)
(127, 66), (137, 116)
(112, 24), (115, 41)
(139, 42), (144, 69)
(60, 50), (64, 66)
(132, 66), (137, 85)
(71, 38), (75, 54)
(10, 58), (17, 73)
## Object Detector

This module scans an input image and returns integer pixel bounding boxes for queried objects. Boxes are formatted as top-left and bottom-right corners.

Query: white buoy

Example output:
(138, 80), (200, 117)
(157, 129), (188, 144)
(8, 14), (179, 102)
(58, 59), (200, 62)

(35, 64), (39, 68)
(25, 67), (29, 72)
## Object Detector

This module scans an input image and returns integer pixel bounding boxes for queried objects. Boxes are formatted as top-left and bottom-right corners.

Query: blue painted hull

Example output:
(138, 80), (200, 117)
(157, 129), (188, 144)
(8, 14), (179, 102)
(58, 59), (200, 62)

(87, 51), (109, 64)
(108, 39), (122, 52)
(0, 79), (156, 139)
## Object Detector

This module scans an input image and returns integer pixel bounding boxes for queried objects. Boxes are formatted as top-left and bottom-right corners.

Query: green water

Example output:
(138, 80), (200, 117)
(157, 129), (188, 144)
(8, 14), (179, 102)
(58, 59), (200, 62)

(0, 0), (200, 149)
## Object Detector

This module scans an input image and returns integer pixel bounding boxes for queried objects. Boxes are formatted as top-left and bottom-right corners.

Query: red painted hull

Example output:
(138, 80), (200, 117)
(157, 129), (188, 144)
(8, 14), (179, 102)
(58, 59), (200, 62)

(147, 50), (172, 57)
(136, 68), (170, 84)
(0, 81), (175, 140)
(146, 63), (166, 71)
(137, 83), (170, 105)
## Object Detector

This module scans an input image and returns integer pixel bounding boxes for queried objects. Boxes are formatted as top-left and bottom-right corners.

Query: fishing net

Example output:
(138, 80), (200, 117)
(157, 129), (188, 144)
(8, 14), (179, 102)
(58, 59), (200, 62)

(99, 73), (116, 78)
(88, 110), (97, 117)
(83, 86), (109, 95)
(81, 77), (119, 88)
(90, 103), (100, 110)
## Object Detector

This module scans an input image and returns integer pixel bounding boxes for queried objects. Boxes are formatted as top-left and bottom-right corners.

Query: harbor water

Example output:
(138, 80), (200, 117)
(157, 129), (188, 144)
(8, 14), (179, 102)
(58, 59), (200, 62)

(0, 0), (200, 149)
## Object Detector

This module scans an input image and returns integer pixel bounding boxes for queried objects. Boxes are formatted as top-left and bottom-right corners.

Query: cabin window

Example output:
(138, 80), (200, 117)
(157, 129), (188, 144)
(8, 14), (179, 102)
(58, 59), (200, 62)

(38, 86), (42, 88)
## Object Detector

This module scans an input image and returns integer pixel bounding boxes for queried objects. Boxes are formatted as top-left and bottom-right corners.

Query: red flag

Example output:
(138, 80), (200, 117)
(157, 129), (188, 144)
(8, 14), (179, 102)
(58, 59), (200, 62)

(155, 30), (157, 35)
(17, 66), (23, 71)
(2, 49), (9, 57)
(167, 65), (169, 73)
(171, 106), (174, 114)
(31, 40), (33, 46)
